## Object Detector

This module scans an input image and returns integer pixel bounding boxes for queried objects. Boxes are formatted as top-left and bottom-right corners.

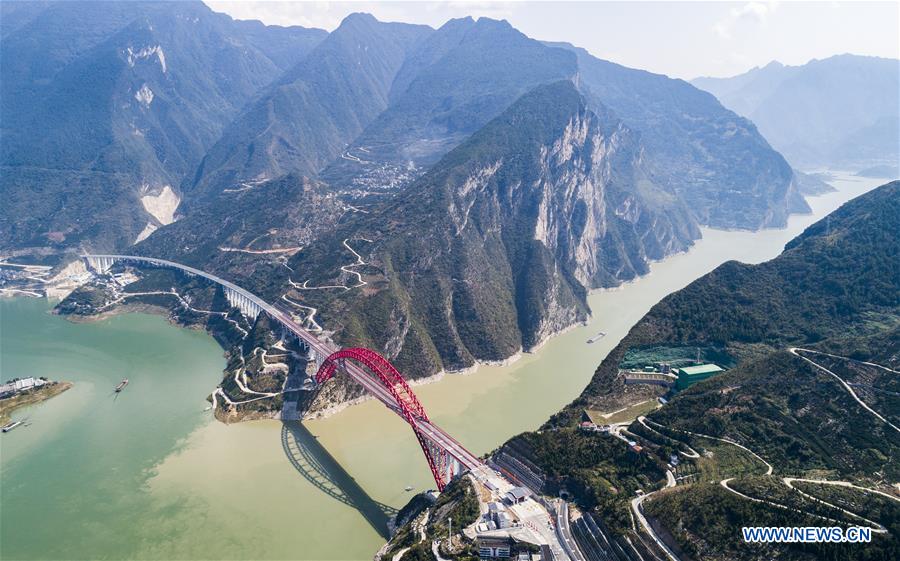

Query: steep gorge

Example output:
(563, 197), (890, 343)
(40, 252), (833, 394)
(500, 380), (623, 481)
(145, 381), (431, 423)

(288, 81), (700, 380)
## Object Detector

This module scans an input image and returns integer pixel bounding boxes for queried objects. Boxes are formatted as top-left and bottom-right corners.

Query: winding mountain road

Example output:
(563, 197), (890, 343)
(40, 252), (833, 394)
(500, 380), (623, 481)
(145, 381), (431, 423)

(789, 347), (900, 433)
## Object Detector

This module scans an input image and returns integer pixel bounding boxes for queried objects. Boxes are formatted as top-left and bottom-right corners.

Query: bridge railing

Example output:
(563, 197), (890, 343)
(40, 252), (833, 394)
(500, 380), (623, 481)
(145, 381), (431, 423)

(80, 253), (484, 489)
(84, 254), (273, 314)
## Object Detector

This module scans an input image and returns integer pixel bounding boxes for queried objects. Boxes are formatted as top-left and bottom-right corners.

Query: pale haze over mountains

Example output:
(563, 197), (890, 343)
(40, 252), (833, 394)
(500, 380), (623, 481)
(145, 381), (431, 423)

(692, 54), (900, 169)
(207, 1), (900, 80)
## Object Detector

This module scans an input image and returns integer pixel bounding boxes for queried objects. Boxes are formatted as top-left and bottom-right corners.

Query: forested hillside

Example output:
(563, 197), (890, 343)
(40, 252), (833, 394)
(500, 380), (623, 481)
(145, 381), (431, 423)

(515, 182), (899, 561)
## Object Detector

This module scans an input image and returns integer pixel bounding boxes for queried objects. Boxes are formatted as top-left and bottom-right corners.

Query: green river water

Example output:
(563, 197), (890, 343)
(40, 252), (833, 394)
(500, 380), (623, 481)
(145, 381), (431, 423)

(0, 173), (883, 560)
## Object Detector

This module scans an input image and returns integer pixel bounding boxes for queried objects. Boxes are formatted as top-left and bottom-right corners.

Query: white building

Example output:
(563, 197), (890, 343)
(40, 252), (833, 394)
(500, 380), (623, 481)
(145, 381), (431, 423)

(0, 377), (46, 397)
(504, 487), (531, 505)
(496, 512), (513, 529)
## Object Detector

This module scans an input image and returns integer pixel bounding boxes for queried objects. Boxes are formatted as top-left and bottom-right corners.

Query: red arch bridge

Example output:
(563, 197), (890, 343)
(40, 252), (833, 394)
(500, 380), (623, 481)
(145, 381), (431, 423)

(82, 254), (484, 490)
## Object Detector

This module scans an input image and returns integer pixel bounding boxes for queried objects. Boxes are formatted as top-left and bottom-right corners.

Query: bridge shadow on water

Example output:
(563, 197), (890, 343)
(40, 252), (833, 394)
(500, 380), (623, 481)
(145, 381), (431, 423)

(280, 421), (397, 539)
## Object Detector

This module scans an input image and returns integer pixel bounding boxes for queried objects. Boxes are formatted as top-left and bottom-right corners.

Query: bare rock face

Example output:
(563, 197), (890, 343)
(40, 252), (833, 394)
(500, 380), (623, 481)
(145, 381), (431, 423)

(139, 185), (180, 226)
(556, 43), (803, 230)
(290, 81), (699, 377)
(525, 111), (697, 292)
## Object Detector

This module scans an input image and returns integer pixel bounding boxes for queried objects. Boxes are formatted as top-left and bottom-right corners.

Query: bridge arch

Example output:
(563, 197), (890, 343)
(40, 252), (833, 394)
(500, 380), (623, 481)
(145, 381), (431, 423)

(316, 348), (455, 490)
(81, 255), (479, 491)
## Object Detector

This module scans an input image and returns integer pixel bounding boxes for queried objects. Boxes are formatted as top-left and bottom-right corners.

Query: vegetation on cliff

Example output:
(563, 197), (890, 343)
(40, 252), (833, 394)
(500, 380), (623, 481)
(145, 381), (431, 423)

(515, 182), (899, 560)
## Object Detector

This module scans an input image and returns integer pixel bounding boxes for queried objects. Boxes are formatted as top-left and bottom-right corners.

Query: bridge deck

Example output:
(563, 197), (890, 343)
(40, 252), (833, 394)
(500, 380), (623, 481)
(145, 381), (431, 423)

(83, 254), (483, 471)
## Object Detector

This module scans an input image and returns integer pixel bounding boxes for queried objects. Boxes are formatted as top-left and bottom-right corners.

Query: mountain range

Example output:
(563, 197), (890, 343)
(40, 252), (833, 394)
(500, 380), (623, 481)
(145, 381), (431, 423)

(693, 54), (900, 170)
(284, 82), (700, 374)
(3, 1), (830, 377)
(1, 0), (326, 250)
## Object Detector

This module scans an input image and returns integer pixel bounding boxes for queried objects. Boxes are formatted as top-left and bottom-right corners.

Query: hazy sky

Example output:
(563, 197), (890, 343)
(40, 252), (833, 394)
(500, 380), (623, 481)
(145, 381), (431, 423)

(205, 1), (899, 79)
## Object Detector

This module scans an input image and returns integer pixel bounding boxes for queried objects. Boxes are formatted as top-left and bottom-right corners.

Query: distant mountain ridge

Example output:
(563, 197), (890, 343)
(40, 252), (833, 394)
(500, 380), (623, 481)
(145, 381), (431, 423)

(0, 0), (326, 250)
(692, 54), (900, 169)
(552, 43), (806, 229)
(2, 4), (808, 256)
(318, 18), (578, 194)
(184, 13), (431, 202)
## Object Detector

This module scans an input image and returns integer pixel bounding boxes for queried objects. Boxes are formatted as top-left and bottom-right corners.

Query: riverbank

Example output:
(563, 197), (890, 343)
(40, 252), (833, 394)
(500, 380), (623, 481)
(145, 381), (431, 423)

(0, 297), (226, 561)
(304, 171), (885, 422)
(2, 173), (885, 561)
(39, 173), (881, 427)
(60, 300), (176, 325)
(0, 381), (73, 425)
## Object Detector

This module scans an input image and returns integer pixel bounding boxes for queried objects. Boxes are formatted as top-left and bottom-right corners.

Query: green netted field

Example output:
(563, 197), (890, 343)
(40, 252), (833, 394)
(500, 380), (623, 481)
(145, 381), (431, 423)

(619, 344), (735, 370)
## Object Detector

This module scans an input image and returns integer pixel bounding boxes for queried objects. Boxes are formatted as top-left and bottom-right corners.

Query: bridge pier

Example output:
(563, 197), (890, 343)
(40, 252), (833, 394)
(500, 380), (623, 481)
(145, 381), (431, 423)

(79, 255), (484, 492)
(280, 340), (321, 421)
(84, 255), (116, 274)
(423, 439), (464, 489)
(309, 348), (325, 377)
(225, 287), (260, 320)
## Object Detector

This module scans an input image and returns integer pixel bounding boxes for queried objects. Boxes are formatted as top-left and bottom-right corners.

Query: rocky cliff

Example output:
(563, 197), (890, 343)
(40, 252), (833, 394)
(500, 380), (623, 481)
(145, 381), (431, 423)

(288, 81), (699, 378)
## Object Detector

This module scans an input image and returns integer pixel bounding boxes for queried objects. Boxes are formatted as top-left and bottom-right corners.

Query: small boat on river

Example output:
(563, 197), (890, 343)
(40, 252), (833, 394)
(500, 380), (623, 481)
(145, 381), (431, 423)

(114, 378), (129, 393)
(2, 420), (23, 433)
(587, 331), (606, 344)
